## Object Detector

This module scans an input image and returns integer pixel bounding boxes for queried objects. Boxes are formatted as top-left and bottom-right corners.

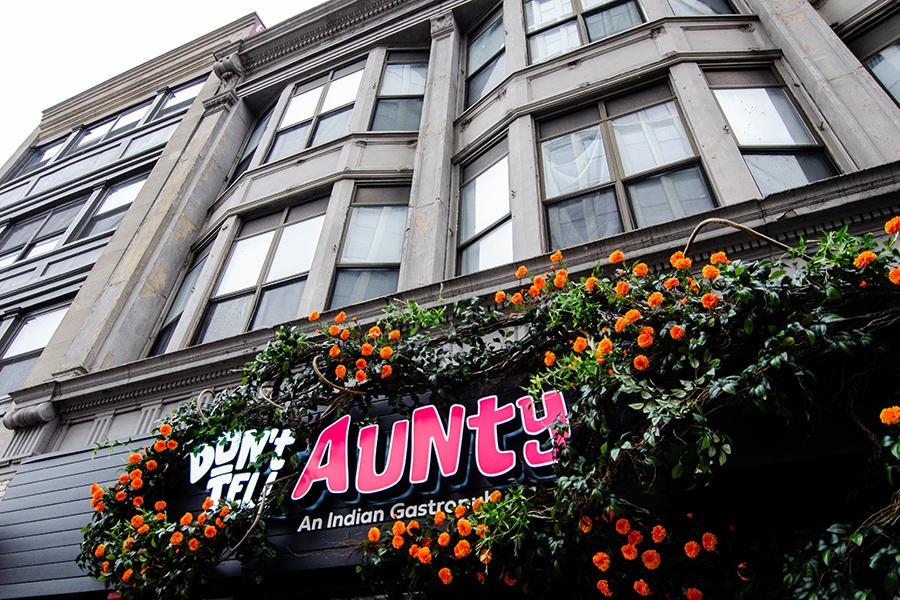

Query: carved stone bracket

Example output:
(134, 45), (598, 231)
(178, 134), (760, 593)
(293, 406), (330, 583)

(213, 53), (244, 84)
(203, 89), (239, 115)
(3, 401), (55, 430)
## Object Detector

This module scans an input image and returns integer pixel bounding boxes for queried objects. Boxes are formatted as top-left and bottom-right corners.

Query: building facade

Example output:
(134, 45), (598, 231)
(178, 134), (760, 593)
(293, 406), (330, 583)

(0, 0), (899, 597)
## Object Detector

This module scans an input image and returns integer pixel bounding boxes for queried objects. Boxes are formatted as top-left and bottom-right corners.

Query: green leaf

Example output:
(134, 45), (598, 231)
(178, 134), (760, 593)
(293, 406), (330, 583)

(885, 570), (899, 595)
(849, 532), (863, 546)
(672, 463), (684, 479)
(744, 318), (755, 334)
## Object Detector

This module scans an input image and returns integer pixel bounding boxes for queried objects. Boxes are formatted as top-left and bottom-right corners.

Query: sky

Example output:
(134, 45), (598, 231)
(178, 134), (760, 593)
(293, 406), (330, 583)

(0, 1), (328, 165)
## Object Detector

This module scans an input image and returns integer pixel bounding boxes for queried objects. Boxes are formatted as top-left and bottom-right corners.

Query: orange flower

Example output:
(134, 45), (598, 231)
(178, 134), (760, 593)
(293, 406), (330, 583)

(702, 532), (718, 551)
(592, 552), (610, 571)
(409, 544), (419, 558)
(457, 519), (473, 536)
(615, 518), (631, 534)
(381, 365), (393, 378)
(116, 491), (127, 502)
(355, 370), (367, 383)
(489, 490), (502, 502)
(615, 281), (630, 295)
(511, 292), (523, 305)
(356, 358), (368, 369)
(170, 532), (184, 546)
(340, 329), (350, 340)
(95, 544), (106, 558)
(625, 309), (641, 324)
(438, 567), (453, 585)
(685, 541), (701, 558)
(595, 338), (612, 356)
(701, 293), (719, 309)
(360, 343), (373, 357)
(407, 520), (420, 531)
(527, 285), (539, 296)
(664, 278), (679, 290)
(130, 478), (143, 490)
(131, 515), (144, 528)
(128, 453), (141, 464)
(102, 561), (110, 573)
(854, 250), (877, 269)
(554, 274), (567, 288)
(476, 524), (490, 537)
(534, 275), (547, 290)
(573, 337), (587, 353)
(702, 265), (720, 279)
(480, 549), (493, 564)
(155, 500), (167, 511)
(153, 440), (166, 452)
(645, 292), (662, 308)
(328, 325), (340, 336)
(580, 515), (593, 533)
(675, 257), (692, 269)
(417, 546), (432, 564)
(137, 524), (150, 535)
(455, 505), (467, 518)
(145, 459), (158, 471)
(634, 579), (652, 596)
(641, 549), (660, 569)
(389, 329), (401, 340)
(890, 268), (900, 285)
(633, 263), (648, 277)
(434, 510), (447, 525)
(621, 544), (638, 560)
(710, 251), (729, 265)
(215, 517), (225, 528)
(130, 469), (142, 481)
(614, 317), (628, 333)
(308, 311), (320, 321)
(880, 406), (900, 425)
(118, 473), (129, 484)
(122, 569), (133, 583)
(95, 501), (106, 512)
(651, 525), (666, 543)
(198, 514), (207, 526)
(504, 572), (518, 586)
(335, 364), (347, 379)
(633, 355), (650, 371)
(220, 506), (230, 517)
(180, 513), (193, 526)
(392, 521), (406, 536)
(368, 326), (382, 338)
(156, 513), (166, 522)
(167, 440), (178, 450)
(550, 250), (563, 262)
(670, 251), (685, 267)
(133, 496), (144, 507)
(368, 527), (381, 543)
(597, 580), (612, 596)
(516, 265), (528, 278)
(122, 537), (134, 551)
(204, 525), (217, 538)
(189, 538), (201, 551)
(637, 333), (653, 348)
(202, 497), (214, 510)
(628, 530), (643, 546)
(609, 250), (625, 264)
(586, 276), (599, 291)
(670, 326), (686, 340)
(392, 535), (404, 549)
(886, 217), (900, 235)
(335, 311), (347, 323)
(329, 345), (341, 358)
(454, 539), (471, 558)
(687, 588), (703, 600)
(495, 290), (507, 303)
(159, 424), (172, 436)
(437, 532), (451, 546)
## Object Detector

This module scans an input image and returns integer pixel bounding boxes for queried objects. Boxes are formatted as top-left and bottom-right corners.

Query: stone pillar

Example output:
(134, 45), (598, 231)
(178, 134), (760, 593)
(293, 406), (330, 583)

(398, 12), (461, 290)
(508, 115), (544, 256)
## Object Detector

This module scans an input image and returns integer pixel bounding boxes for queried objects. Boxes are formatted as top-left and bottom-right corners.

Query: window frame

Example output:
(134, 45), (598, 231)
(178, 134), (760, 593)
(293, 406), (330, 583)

(864, 38), (900, 106)
(466, 9), (507, 108)
(0, 304), (69, 398)
(369, 52), (430, 132)
(667, 0), (736, 17)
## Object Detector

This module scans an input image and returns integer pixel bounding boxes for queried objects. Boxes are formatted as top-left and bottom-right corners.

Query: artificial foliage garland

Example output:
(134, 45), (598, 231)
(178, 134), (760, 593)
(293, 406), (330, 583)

(79, 218), (900, 598)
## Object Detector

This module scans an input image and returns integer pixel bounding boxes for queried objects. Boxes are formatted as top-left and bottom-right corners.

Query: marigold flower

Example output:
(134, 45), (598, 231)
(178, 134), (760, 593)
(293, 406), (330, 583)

(220, 505), (230, 516)
(854, 250), (878, 269)
(480, 549), (493, 564)
(686, 588), (703, 600)
(455, 505), (467, 518)
(550, 250), (563, 263)
(664, 277), (679, 290)
(335, 364), (347, 379)
(386, 330), (400, 342)
(368, 326), (382, 338)
(651, 525), (666, 543)
(597, 580), (612, 596)
(534, 275), (547, 290)
(392, 521), (406, 536)
(628, 530), (643, 546)
(710, 251), (729, 265)
(202, 497), (214, 510)
(475, 524), (490, 538)
(889, 267), (900, 285)
(133, 496), (144, 508)
(407, 520), (420, 531)
(356, 358), (368, 369)
(528, 286), (540, 298)
(435, 532), (450, 547)
(641, 549), (660, 569)
(368, 527), (381, 543)
(885, 216), (900, 235)
(95, 544), (106, 558)
(489, 490), (502, 502)
(592, 552), (610, 571)
(670, 251), (685, 267)
(170, 532), (183, 546)
(116, 491), (127, 502)
(130, 469), (142, 481)
(702, 265), (720, 279)
(167, 440), (178, 450)
(155, 501), (167, 511)
(434, 510), (447, 525)
(409, 544), (420, 558)
(216, 518), (226, 528)
(153, 440), (166, 452)
(625, 309), (641, 323)
(609, 250), (625, 264)
(328, 325), (340, 336)
(675, 257), (692, 270)
(156, 513), (166, 522)
(122, 569), (133, 583)
(198, 514), (207, 526)
(615, 281), (630, 295)
(356, 344), (371, 358)
(381, 365), (393, 378)
(554, 274), (567, 288)
(633, 355), (650, 371)
(386, 534), (401, 549)
(580, 515), (593, 533)
(495, 290), (507, 303)
(544, 351), (556, 367)
(116, 474), (128, 485)
(504, 572), (517, 586)
(137, 524), (150, 535)
(340, 329), (350, 340)
(180, 513), (193, 526)
(622, 544), (638, 560)
(702, 532), (718, 551)
(614, 317), (628, 333)
(457, 519), (473, 536)
(328, 345), (341, 358)
(516, 265), (528, 278)
(633, 263), (649, 277)
(333, 311), (346, 324)
(637, 333), (653, 348)
(880, 406), (900, 425)
(130, 479), (143, 490)
(615, 518), (631, 534)
(573, 337), (587, 353)
(186, 538), (200, 552)
(204, 525), (217, 538)
(122, 537), (134, 551)
(308, 311), (320, 321)
(634, 579), (652, 596)
(146, 459), (160, 472)
(437, 567), (453, 585)
(131, 515), (144, 528)
(102, 561), (110, 573)
(353, 369), (366, 382)
(510, 292), (523, 305)
(685, 541), (701, 558)
(701, 293), (719, 309)
(453, 539), (472, 558)
(417, 546), (432, 564)
(127, 453), (141, 465)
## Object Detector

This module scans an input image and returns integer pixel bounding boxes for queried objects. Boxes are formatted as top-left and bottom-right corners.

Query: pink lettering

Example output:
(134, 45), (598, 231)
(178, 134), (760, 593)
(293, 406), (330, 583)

(466, 395), (516, 477)
(516, 391), (569, 468)
(356, 420), (409, 493)
(410, 405), (466, 484)
(291, 415), (351, 500)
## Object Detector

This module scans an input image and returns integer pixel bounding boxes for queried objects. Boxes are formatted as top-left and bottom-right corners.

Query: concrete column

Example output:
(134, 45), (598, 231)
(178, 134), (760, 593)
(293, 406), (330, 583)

(508, 115), (544, 257)
(398, 12), (461, 290)
(743, 0), (900, 168)
(669, 62), (761, 205)
(503, 0), (529, 73)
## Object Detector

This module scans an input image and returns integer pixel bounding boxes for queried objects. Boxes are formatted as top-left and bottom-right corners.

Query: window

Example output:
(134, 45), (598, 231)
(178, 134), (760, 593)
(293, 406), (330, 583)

(459, 142), (513, 274)
(67, 102), (153, 155)
(0, 305), (68, 397)
(370, 53), (429, 131)
(467, 10), (507, 107)
(708, 70), (835, 196)
(865, 40), (900, 105)
(148, 252), (208, 356)
(153, 78), (206, 120)
(523, 0), (644, 64)
(331, 187), (409, 308)
(668, 0), (734, 16)
(232, 111), (273, 182)
(266, 65), (365, 164)
(76, 174), (149, 239)
(194, 201), (326, 344)
(0, 200), (87, 268)
(538, 83), (715, 249)
(15, 137), (68, 177)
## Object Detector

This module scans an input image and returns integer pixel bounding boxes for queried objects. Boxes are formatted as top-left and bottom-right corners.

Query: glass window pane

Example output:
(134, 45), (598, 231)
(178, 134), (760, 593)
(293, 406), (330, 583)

(460, 219), (513, 275)
(281, 86), (324, 129)
(21, 139), (67, 174)
(214, 231), (275, 296)
(524, 0), (575, 32)
(743, 152), (834, 196)
(240, 113), (273, 163)
(4, 306), (68, 358)
(331, 269), (400, 308)
(267, 215), (325, 282)
(0, 254), (16, 269)
(713, 88), (815, 146)
(541, 125), (610, 198)
(866, 41), (900, 104)
(379, 64), (428, 96)
(468, 17), (505, 73)
(41, 201), (86, 237)
(251, 279), (306, 330)
(548, 189), (622, 249)
(0, 219), (42, 254)
(74, 120), (115, 149)
(371, 99), (424, 131)
(111, 103), (151, 135)
(311, 107), (354, 146)
(158, 80), (204, 115)
(195, 294), (255, 344)
(529, 21), (581, 63)
(585, 1), (643, 42)
(162, 257), (208, 328)
(668, 0), (734, 15)
(267, 124), (312, 163)
(461, 157), (509, 242)
(612, 101), (693, 175)
(79, 209), (127, 239)
(24, 236), (62, 259)
(0, 355), (38, 397)
(467, 54), (507, 107)
(96, 176), (148, 215)
(628, 165), (715, 227)
(321, 70), (363, 113)
(341, 206), (408, 263)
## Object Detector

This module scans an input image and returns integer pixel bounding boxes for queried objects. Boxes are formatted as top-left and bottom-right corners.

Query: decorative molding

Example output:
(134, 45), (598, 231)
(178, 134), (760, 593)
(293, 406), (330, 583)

(203, 90), (239, 115)
(430, 12), (456, 38)
(2, 401), (55, 429)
